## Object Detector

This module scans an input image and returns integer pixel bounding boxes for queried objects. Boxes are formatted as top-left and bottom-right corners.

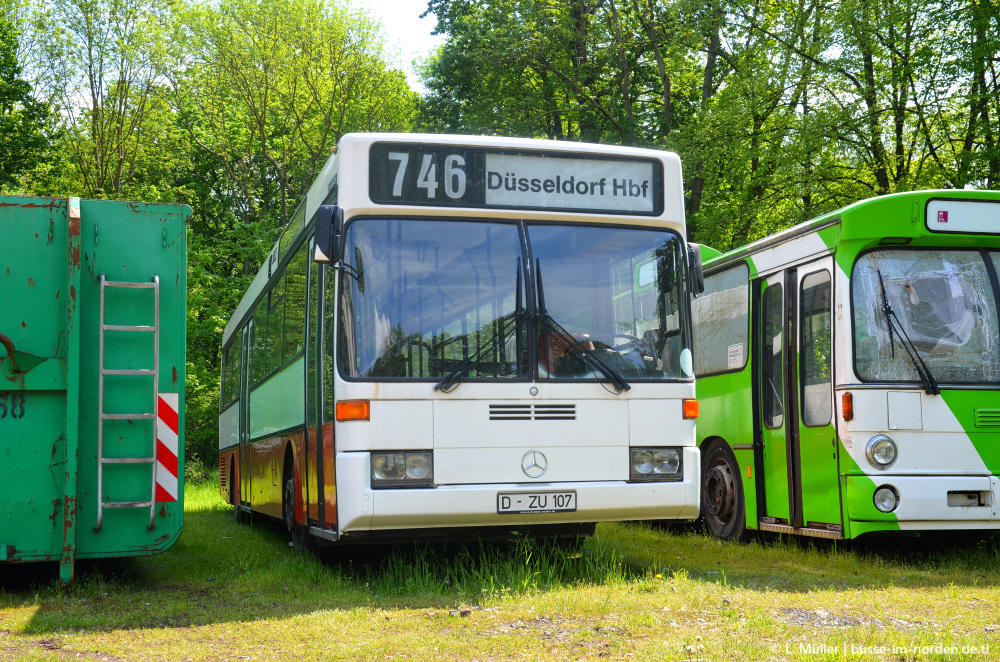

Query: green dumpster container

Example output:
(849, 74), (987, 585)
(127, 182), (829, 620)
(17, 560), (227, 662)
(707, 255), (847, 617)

(0, 196), (188, 585)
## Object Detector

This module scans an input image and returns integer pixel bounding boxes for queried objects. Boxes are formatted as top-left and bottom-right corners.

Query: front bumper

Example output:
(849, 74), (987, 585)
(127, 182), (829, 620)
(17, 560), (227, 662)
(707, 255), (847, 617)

(337, 446), (700, 532)
(846, 474), (1000, 528)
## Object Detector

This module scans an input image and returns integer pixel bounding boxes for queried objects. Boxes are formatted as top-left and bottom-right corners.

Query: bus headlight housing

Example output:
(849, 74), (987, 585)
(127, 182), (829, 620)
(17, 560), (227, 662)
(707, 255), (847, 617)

(874, 485), (899, 513)
(866, 435), (898, 469)
(371, 451), (433, 488)
(630, 447), (683, 482)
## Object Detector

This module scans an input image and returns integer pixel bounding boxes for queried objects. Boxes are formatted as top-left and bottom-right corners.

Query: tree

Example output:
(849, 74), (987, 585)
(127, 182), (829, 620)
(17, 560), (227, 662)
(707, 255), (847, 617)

(0, 17), (50, 191)
(29, 0), (176, 199)
(171, 0), (416, 238)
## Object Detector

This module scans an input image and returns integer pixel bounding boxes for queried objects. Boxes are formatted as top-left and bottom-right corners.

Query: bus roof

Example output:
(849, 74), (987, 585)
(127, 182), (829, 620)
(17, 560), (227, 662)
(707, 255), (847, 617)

(701, 189), (1000, 274)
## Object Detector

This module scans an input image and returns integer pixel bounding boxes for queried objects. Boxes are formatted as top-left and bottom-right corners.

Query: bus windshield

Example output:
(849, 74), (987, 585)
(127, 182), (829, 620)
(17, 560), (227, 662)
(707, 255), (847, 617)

(852, 249), (1000, 384)
(337, 218), (691, 383)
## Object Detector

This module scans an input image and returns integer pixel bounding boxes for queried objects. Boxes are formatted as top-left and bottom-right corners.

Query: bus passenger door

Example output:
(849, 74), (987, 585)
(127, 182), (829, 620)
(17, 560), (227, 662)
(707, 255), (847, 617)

(238, 320), (253, 509)
(794, 258), (840, 529)
(758, 258), (840, 532)
(759, 274), (790, 523)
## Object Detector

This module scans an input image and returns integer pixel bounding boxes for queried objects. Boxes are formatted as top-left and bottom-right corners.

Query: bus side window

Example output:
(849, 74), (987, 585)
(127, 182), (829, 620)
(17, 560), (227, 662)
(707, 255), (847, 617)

(762, 283), (784, 428)
(267, 275), (285, 375)
(252, 300), (268, 386)
(691, 263), (749, 376)
(284, 241), (308, 361)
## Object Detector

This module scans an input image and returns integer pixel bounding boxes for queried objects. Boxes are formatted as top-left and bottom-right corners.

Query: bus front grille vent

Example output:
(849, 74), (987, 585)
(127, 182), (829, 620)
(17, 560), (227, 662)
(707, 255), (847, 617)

(975, 409), (1000, 428)
(489, 404), (576, 421)
(532, 404), (576, 420)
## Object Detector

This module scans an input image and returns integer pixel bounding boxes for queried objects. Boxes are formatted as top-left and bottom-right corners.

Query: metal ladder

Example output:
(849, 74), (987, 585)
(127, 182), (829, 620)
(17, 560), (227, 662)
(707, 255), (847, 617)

(95, 273), (160, 532)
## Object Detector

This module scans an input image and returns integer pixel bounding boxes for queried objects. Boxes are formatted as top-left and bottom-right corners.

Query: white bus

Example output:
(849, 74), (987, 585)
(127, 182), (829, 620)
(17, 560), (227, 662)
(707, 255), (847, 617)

(218, 133), (703, 548)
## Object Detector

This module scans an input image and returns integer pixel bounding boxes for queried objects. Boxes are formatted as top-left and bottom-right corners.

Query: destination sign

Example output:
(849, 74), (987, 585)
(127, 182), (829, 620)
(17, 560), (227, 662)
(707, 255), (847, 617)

(369, 143), (663, 215)
(926, 198), (1000, 235)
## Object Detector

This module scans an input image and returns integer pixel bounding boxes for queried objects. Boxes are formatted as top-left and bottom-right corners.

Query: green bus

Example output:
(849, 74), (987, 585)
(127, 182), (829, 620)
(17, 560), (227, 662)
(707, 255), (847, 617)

(692, 190), (1000, 540)
(1, 196), (188, 584)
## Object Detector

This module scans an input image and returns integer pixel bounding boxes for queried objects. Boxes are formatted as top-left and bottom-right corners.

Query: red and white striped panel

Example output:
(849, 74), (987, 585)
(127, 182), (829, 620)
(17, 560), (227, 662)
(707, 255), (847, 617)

(156, 393), (179, 502)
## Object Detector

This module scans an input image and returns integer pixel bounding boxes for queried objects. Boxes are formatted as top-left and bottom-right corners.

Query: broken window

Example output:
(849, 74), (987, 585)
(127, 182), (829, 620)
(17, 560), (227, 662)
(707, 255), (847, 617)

(852, 250), (1000, 384)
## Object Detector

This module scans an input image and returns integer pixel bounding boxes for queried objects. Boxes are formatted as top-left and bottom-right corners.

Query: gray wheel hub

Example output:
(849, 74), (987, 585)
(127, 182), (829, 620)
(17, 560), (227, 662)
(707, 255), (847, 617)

(705, 460), (736, 523)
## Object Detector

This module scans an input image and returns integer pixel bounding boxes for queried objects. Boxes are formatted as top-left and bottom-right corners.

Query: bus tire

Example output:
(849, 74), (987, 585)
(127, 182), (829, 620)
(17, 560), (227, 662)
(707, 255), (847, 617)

(283, 473), (307, 554)
(231, 459), (243, 524)
(701, 440), (746, 542)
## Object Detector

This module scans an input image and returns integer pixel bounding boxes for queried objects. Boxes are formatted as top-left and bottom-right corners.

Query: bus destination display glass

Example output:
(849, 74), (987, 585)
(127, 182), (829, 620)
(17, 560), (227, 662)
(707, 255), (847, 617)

(369, 143), (664, 215)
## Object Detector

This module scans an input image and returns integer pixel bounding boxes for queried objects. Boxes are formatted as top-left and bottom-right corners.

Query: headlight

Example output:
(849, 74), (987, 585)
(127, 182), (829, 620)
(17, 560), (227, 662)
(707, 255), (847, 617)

(630, 447), (683, 482)
(866, 435), (897, 469)
(371, 451), (433, 487)
(874, 485), (899, 513)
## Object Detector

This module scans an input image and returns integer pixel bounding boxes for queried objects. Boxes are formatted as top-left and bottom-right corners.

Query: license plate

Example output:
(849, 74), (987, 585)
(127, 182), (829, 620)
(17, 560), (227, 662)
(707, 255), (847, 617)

(497, 491), (577, 514)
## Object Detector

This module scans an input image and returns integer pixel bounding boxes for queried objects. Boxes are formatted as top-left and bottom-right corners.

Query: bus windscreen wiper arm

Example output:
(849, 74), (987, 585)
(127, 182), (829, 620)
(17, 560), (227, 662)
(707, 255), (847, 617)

(877, 269), (939, 395)
(535, 258), (631, 392)
(434, 259), (525, 393)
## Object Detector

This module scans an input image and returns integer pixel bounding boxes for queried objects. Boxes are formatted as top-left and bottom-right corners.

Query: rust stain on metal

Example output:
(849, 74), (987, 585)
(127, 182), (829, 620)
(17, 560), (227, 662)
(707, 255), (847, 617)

(49, 499), (60, 528)
(172, 366), (178, 383)
(0, 333), (21, 373)
(0, 201), (58, 210)
(68, 213), (81, 267)
(62, 495), (76, 536)
(52, 438), (58, 458)
(27, 277), (35, 288)
(69, 285), (76, 303)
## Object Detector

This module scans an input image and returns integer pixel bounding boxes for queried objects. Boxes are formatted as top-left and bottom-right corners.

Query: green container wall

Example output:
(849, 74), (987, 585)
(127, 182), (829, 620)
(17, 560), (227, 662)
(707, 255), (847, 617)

(0, 197), (188, 584)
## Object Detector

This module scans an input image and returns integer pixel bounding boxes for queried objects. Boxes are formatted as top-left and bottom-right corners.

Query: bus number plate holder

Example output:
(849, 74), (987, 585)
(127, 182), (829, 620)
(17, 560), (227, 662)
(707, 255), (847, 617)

(497, 491), (576, 515)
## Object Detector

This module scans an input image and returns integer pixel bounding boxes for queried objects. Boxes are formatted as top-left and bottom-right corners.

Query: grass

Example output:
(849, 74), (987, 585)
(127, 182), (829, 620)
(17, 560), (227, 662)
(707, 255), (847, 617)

(1, 477), (999, 660)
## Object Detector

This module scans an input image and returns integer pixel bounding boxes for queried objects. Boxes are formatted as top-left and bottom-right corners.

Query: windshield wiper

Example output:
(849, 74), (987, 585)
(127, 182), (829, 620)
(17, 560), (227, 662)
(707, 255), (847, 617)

(877, 269), (940, 395)
(434, 258), (526, 393)
(535, 258), (631, 393)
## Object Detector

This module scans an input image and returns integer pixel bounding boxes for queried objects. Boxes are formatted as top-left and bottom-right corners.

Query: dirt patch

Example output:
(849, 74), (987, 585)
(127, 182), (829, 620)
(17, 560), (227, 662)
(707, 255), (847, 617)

(782, 607), (915, 630)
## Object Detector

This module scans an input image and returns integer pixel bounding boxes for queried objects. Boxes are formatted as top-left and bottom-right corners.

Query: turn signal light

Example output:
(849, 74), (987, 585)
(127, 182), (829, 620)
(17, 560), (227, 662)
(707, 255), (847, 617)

(336, 400), (370, 421)
(842, 393), (854, 421)
(683, 399), (699, 419)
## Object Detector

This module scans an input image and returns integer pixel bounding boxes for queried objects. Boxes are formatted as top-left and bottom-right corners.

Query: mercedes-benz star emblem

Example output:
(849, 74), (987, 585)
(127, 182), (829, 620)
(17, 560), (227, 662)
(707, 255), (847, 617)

(520, 450), (548, 478)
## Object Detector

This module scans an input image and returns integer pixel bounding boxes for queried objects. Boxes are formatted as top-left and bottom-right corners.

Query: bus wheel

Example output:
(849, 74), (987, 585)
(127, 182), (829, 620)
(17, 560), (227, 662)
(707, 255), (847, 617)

(701, 441), (746, 541)
(231, 461), (243, 524)
(283, 476), (307, 554)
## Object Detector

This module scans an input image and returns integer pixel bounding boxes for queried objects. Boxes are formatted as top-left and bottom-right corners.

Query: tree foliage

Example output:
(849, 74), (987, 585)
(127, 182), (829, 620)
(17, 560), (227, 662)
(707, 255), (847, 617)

(0, 16), (50, 190)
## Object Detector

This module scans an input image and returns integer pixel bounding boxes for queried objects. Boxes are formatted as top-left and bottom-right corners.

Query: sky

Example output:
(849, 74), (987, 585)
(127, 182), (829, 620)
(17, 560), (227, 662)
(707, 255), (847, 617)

(351, 0), (446, 92)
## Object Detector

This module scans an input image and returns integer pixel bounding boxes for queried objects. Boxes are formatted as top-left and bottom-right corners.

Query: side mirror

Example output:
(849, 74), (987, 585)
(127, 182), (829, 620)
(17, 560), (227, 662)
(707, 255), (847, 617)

(313, 205), (344, 263)
(687, 242), (705, 295)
